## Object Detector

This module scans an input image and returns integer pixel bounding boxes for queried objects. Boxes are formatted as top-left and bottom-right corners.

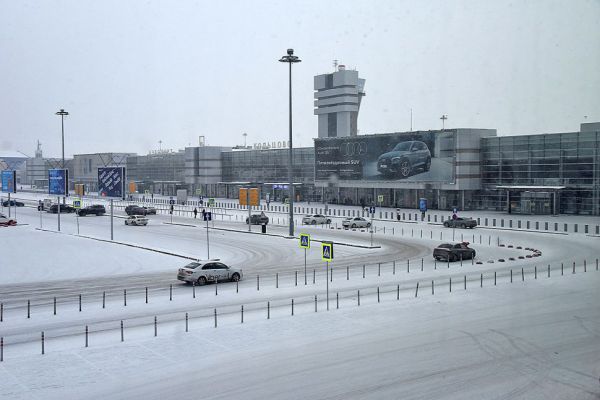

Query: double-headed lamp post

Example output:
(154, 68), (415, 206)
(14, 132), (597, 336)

(279, 48), (301, 237)
(55, 109), (69, 204)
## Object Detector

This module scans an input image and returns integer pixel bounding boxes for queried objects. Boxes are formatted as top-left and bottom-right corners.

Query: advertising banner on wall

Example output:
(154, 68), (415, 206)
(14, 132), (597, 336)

(315, 131), (455, 184)
(48, 169), (69, 196)
(98, 167), (126, 198)
(1, 170), (17, 193)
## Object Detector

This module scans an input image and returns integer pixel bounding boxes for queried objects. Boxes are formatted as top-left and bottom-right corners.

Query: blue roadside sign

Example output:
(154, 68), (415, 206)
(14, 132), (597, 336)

(369, 206), (375, 214)
(203, 211), (212, 221)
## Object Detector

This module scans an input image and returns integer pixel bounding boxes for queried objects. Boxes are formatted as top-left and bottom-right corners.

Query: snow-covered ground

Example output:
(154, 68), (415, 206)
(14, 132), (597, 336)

(0, 199), (599, 399)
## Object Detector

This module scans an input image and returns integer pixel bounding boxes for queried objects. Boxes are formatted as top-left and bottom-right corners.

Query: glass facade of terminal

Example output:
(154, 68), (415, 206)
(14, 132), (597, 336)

(127, 151), (186, 195)
(220, 148), (316, 201)
(480, 131), (600, 215)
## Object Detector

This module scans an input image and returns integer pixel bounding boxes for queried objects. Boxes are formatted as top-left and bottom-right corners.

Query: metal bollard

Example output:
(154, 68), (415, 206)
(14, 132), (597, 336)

(378, 263), (381, 276)
(495, 271), (497, 285)
(314, 295), (318, 312)
(241, 305), (244, 323)
(1, 337), (3, 361)
(421, 258), (424, 271)
(276, 273), (278, 288)
(146, 287), (149, 303)
(336, 293), (339, 309)
(170, 284), (173, 301)
(103, 291), (106, 309)
(397, 284), (400, 300)
(215, 281), (218, 296)
(511, 269), (513, 282)
(480, 273), (483, 287)
(53, 298), (56, 315)
(313, 269), (316, 284)
(79, 294), (82, 312)
(214, 309), (217, 328)
(257, 275), (260, 290)
(291, 299), (294, 316)
(267, 302), (270, 319)
(85, 326), (88, 347)
(347, 266), (349, 280)
(561, 262), (564, 275)
(377, 287), (380, 303)
(573, 262), (575, 274)
(432, 280), (434, 295)
(521, 268), (524, 281)
(407, 259), (410, 273)
(393, 261), (396, 274)
(124, 289), (127, 306)
(363, 265), (366, 278)
(357, 290), (360, 306)
(464, 275), (466, 290)
(41, 331), (45, 355)
(27, 300), (30, 319)
(548, 264), (550, 278)
(449, 277), (452, 292)
(535, 266), (537, 279)
(154, 316), (157, 336)
(121, 321), (124, 342)
(415, 282), (419, 297)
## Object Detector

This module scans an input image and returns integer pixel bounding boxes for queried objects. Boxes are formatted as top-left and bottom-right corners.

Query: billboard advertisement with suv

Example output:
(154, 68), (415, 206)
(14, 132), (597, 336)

(48, 169), (69, 196)
(98, 167), (126, 198)
(315, 131), (455, 184)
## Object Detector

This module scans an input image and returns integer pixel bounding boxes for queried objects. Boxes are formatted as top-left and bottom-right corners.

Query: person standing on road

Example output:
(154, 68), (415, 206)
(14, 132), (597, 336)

(193, 207), (198, 218)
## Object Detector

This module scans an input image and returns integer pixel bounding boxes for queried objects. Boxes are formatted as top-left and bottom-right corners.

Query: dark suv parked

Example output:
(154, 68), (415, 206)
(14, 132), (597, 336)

(125, 205), (148, 215)
(443, 217), (477, 229)
(48, 204), (76, 214)
(77, 204), (106, 216)
(377, 140), (431, 179)
(246, 214), (269, 225)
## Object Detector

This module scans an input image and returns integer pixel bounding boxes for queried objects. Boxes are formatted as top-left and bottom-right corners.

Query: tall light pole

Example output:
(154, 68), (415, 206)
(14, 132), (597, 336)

(279, 48), (301, 237)
(440, 114), (448, 130)
(55, 109), (69, 205)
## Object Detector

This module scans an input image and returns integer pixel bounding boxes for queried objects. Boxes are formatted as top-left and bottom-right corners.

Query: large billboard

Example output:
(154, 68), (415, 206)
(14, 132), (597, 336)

(48, 169), (69, 195)
(315, 131), (455, 184)
(98, 167), (125, 198)
(1, 170), (16, 193)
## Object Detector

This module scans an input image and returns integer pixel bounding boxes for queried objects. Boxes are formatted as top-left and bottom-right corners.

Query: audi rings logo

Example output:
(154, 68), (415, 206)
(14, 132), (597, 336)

(341, 141), (367, 156)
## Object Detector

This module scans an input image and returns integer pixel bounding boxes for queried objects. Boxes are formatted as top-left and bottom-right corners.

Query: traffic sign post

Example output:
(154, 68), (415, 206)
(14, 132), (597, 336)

(322, 242), (334, 311)
(300, 234), (311, 285)
(203, 210), (212, 259)
(368, 206), (375, 247)
(73, 197), (81, 235)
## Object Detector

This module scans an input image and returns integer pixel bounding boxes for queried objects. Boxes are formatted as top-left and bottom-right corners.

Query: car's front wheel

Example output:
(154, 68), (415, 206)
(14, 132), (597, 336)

(351, 223), (357, 228)
(231, 273), (241, 282)
(197, 276), (207, 286)
(311, 220), (317, 225)
(399, 159), (411, 178)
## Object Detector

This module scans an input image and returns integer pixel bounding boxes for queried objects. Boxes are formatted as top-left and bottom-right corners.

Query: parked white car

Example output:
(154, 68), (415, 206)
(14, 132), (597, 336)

(342, 217), (371, 229)
(125, 215), (148, 226)
(177, 260), (243, 285)
(302, 214), (332, 225)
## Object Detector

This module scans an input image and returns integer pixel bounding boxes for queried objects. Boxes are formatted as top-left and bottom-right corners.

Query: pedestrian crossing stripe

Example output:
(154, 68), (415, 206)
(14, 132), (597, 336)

(299, 233), (311, 249)
(322, 242), (334, 261)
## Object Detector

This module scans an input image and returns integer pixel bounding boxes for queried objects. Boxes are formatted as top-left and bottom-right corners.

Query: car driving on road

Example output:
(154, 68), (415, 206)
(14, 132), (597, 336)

(302, 214), (331, 225)
(433, 242), (476, 262)
(77, 204), (106, 216)
(124, 215), (148, 226)
(342, 217), (371, 229)
(143, 206), (157, 215)
(177, 260), (242, 285)
(0, 213), (17, 227)
(443, 217), (477, 229)
(377, 140), (431, 179)
(125, 205), (148, 215)
(246, 213), (269, 225)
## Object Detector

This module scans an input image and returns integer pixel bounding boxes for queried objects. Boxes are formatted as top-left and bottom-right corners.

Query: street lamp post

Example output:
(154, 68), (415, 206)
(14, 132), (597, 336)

(279, 49), (301, 238)
(440, 114), (448, 130)
(55, 109), (69, 207)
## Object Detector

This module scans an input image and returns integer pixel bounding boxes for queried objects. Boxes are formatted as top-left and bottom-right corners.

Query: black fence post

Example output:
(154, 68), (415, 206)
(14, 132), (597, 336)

(27, 300), (30, 319)
(464, 275), (466, 290)
(535, 266), (537, 279)
(241, 305), (244, 323)
(572, 262), (576, 274)
(79, 294), (82, 312)
(521, 268), (524, 281)
(124, 289), (127, 307)
(257, 275), (260, 291)
(377, 287), (380, 303)
(336, 292), (339, 309)
(596, 258), (598, 271)
(146, 287), (148, 303)
(276, 273), (278, 288)
(103, 291), (106, 309)
(397, 284), (400, 300)
(393, 261), (396, 274)
(170, 284), (173, 301)
(193, 282), (197, 297)
(363, 264), (365, 278)
(85, 326), (88, 348)
(421, 258), (424, 271)
(214, 309), (217, 328)
(1, 337), (3, 362)
(295, 271), (298, 286)
(480, 273), (483, 287)
(495, 271), (497, 285)
(313, 269), (316, 284)
(432, 280), (434, 295)
(561, 262), (564, 275)
(434, 259), (437, 270)
(460, 254), (463, 267)
(358, 290), (360, 306)
(378, 263), (381, 276)
(185, 312), (189, 332)
(407, 259), (410, 273)
(584, 259), (587, 272)
(314, 295), (318, 312)
(347, 266), (349, 280)
(154, 316), (157, 336)
(548, 264), (550, 278)
(511, 269), (513, 283)
(449, 277), (452, 292)
(120, 321), (124, 342)
(41, 331), (44, 355)
(215, 281), (218, 296)
(53, 298), (56, 315)
(267, 302), (270, 319)
(291, 299), (294, 316)
(415, 282), (419, 298)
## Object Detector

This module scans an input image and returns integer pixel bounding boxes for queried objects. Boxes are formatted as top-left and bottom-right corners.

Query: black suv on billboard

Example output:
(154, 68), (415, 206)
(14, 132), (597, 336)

(377, 140), (431, 179)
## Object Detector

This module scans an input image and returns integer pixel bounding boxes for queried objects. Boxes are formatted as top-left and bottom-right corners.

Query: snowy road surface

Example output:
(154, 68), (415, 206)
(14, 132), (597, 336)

(0, 199), (599, 399)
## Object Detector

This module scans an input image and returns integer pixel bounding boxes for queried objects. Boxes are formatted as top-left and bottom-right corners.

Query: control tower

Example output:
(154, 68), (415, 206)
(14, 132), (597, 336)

(314, 65), (365, 138)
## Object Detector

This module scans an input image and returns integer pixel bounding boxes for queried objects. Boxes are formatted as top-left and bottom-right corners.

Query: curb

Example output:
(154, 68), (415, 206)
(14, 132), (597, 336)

(34, 228), (198, 260)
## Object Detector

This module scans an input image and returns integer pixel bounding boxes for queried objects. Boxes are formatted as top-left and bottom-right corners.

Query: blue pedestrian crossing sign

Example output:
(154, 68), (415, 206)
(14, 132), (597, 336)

(321, 242), (334, 261)
(299, 233), (311, 249)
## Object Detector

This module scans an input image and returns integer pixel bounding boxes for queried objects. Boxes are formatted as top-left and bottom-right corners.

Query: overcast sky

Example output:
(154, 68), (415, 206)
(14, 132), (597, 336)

(1, 0), (599, 158)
